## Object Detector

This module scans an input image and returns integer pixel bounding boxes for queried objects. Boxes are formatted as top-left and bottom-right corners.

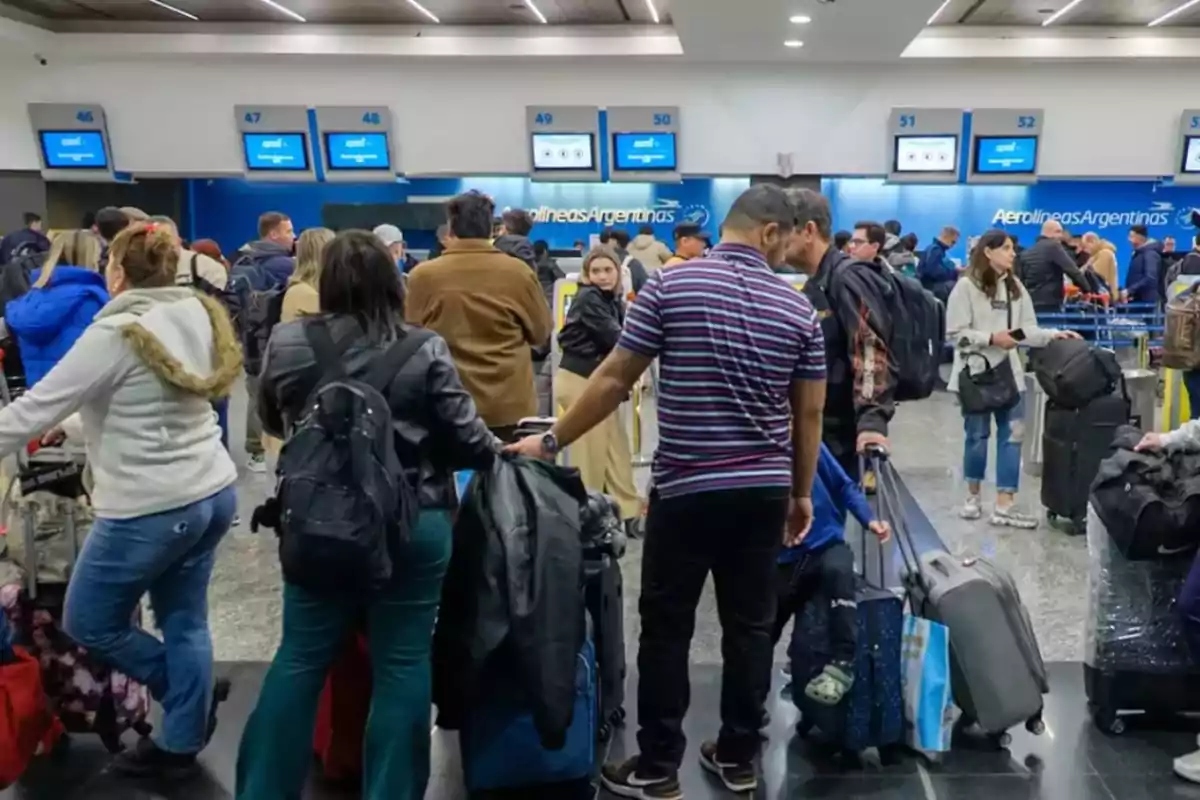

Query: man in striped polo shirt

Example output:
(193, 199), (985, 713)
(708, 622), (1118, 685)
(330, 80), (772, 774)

(508, 185), (827, 799)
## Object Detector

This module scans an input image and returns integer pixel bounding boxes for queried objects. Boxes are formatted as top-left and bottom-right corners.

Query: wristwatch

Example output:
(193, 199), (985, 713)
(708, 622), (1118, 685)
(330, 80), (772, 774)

(541, 431), (561, 456)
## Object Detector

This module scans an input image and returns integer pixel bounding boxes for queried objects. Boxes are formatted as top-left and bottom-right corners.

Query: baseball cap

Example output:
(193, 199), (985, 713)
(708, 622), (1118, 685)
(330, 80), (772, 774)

(674, 222), (711, 242)
(373, 224), (404, 246)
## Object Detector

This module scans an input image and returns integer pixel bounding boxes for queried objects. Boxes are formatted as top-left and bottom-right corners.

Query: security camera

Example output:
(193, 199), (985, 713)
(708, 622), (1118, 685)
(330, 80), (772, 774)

(33, 53), (47, 66)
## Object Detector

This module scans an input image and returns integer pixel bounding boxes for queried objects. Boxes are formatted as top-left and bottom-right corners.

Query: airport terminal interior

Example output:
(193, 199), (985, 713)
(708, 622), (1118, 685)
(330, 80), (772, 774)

(6, 0), (1200, 798)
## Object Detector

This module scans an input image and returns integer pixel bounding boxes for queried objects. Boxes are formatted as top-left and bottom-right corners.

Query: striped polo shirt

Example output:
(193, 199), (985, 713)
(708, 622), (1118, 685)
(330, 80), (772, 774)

(618, 243), (826, 498)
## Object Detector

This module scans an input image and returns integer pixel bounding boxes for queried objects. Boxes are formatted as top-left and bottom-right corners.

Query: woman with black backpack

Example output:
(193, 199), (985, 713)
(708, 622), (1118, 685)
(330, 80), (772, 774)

(236, 230), (497, 800)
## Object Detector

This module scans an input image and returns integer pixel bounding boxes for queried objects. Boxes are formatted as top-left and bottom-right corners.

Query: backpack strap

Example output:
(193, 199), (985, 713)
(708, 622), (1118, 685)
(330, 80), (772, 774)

(363, 329), (435, 393)
(190, 253), (200, 284)
(304, 319), (358, 380)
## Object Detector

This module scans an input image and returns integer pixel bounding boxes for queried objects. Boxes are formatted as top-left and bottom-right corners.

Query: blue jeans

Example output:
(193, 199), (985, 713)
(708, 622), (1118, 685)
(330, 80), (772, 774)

(235, 510), (453, 800)
(63, 486), (237, 754)
(1184, 370), (1200, 421)
(213, 398), (230, 450)
(962, 396), (1025, 494)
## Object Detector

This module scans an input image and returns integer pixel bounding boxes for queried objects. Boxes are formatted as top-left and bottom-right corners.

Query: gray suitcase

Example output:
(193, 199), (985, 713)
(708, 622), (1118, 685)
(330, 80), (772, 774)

(878, 460), (1048, 746)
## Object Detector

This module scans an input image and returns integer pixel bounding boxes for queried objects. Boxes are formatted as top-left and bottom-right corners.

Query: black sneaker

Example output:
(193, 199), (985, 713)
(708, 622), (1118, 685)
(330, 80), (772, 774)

(205, 677), (232, 745)
(698, 740), (757, 793)
(600, 755), (683, 799)
(110, 737), (198, 780)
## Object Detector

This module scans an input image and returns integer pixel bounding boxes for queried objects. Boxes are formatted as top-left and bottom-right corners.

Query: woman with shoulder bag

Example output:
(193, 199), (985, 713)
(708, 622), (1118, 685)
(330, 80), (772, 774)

(947, 229), (1079, 528)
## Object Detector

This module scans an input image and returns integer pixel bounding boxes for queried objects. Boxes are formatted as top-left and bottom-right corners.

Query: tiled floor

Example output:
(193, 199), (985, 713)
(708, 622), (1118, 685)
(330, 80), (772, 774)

(6, 661), (1200, 799)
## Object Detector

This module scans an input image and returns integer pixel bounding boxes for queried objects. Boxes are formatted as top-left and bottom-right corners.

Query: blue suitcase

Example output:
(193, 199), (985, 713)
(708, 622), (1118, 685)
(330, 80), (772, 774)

(789, 570), (904, 755)
(461, 637), (597, 792)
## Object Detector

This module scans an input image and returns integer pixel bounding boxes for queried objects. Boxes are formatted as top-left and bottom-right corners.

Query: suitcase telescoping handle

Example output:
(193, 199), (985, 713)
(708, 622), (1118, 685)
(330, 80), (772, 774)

(863, 447), (925, 594)
(856, 447), (888, 590)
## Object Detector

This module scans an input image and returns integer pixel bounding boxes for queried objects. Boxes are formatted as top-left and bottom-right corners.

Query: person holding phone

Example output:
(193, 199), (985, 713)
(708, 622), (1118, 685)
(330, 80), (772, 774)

(946, 229), (1079, 528)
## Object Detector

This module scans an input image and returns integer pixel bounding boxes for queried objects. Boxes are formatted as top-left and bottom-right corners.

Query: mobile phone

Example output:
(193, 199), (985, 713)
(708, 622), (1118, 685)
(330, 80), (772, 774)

(1010, 328), (1027, 342)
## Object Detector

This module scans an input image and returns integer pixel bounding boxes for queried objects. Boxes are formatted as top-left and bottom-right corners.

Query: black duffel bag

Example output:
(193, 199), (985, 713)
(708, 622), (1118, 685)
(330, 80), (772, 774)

(1033, 338), (1121, 410)
(1090, 426), (1200, 560)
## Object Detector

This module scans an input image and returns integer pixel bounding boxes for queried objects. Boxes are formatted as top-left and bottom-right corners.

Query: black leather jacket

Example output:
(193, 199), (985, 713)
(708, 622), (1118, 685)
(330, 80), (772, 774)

(557, 284), (624, 378)
(1015, 236), (1088, 309)
(258, 315), (497, 509)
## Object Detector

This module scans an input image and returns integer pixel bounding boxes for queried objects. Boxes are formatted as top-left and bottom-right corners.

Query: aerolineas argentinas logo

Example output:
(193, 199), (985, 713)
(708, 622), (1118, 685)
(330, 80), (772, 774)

(991, 204), (1171, 230)
(528, 199), (710, 227)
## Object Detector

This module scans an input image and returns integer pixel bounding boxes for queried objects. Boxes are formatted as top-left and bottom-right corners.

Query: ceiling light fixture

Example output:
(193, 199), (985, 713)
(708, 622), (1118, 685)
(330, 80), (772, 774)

(147, 0), (198, 20)
(926, 0), (954, 24)
(523, 0), (548, 24)
(1149, 0), (1200, 26)
(256, 0), (306, 22)
(644, 0), (660, 24)
(405, 0), (440, 23)
(1042, 0), (1088, 26)
(789, 14), (812, 24)
(784, 39), (804, 48)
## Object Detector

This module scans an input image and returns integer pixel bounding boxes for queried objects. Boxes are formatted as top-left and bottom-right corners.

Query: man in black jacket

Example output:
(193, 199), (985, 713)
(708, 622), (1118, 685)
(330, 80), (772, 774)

(1014, 220), (1089, 313)
(785, 190), (895, 478)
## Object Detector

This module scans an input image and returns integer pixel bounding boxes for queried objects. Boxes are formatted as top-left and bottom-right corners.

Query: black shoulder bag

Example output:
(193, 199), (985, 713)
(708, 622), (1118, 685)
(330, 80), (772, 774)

(957, 287), (1020, 414)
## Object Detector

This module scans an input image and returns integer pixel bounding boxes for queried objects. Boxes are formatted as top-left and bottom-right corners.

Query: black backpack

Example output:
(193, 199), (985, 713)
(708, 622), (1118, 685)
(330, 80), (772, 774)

(1033, 338), (1121, 410)
(888, 272), (942, 401)
(276, 320), (433, 597)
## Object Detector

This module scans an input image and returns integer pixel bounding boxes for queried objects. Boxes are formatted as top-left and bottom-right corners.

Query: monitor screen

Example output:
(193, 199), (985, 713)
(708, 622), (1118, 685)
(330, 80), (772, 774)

(531, 133), (595, 171)
(613, 132), (678, 171)
(975, 136), (1039, 175)
(1183, 137), (1200, 174)
(39, 130), (108, 170)
(325, 132), (391, 171)
(893, 135), (958, 173)
(243, 132), (310, 171)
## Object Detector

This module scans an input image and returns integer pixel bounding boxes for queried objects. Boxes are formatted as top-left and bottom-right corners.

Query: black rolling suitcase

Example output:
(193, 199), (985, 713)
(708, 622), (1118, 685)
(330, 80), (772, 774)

(1042, 393), (1129, 534)
(1084, 506), (1200, 734)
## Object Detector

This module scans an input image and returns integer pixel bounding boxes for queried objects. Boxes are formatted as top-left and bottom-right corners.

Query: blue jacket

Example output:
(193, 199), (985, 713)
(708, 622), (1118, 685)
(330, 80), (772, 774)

(0, 229), (50, 264)
(779, 444), (875, 562)
(5, 267), (109, 387)
(233, 240), (294, 290)
(917, 239), (956, 289)
(1125, 240), (1163, 304)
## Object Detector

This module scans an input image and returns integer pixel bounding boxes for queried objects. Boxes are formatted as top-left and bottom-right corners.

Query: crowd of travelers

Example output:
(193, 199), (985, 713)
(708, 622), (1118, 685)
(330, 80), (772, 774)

(4, 184), (1200, 799)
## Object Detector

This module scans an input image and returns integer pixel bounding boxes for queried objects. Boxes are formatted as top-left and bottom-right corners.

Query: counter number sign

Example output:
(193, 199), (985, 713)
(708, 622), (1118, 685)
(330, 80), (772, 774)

(1017, 115), (1037, 129)
(653, 113), (672, 126)
(362, 111), (381, 125)
(75, 110), (94, 123)
(1191, 115), (1200, 130)
(899, 114), (917, 128)
(244, 111), (261, 124)
(535, 112), (554, 125)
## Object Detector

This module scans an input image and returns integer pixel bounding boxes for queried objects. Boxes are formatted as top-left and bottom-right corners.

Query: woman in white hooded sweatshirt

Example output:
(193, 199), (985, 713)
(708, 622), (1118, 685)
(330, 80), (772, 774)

(0, 222), (242, 778)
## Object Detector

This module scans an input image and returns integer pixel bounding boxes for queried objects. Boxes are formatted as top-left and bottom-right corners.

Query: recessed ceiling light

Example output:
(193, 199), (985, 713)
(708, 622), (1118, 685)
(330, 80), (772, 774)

(926, 0), (953, 24)
(523, 0), (548, 24)
(784, 39), (804, 48)
(256, 0), (305, 22)
(405, 0), (440, 23)
(644, 0), (660, 24)
(1149, 0), (1200, 26)
(146, 0), (198, 20)
(1042, 0), (1088, 26)
(789, 14), (812, 24)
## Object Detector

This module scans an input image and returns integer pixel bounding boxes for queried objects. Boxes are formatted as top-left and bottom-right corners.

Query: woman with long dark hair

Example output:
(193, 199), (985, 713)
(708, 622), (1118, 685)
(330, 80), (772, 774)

(946, 229), (1078, 528)
(236, 230), (496, 799)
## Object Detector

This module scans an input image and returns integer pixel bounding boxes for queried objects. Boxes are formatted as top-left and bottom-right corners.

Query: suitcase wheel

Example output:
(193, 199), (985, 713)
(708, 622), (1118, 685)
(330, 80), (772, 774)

(1025, 715), (1046, 736)
(599, 721), (613, 742)
(610, 706), (626, 725)
(1090, 704), (1126, 736)
(988, 732), (1012, 750)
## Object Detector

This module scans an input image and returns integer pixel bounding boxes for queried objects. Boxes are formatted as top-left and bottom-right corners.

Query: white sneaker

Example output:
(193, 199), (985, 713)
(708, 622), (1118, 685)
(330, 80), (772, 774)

(246, 453), (267, 474)
(990, 504), (1039, 530)
(1174, 747), (1200, 783)
(960, 494), (983, 520)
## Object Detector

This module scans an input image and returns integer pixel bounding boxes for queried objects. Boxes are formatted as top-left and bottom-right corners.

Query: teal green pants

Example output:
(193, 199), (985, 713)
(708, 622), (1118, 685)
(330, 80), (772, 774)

(235, 510), (452, 800)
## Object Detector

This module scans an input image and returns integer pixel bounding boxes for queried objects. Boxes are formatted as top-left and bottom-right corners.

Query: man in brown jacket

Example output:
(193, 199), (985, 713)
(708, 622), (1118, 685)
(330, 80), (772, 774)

(405, 190), (552, 440)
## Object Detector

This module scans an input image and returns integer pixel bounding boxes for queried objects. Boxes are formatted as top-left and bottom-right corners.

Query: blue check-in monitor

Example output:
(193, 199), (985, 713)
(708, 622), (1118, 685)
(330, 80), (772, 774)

(893, 135), (958, 173)
(1183, 137), (1200, 174)
(974, 136), (1039, 175)
(243, 132), (310, 171)
(39, 130), (108, 169)
(325, 132), (391, 171)
(613, 132), (677, 171)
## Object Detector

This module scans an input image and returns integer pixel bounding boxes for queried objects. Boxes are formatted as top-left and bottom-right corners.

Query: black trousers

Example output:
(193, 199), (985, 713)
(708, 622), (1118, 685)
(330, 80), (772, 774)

(636, 487), (789, 774)
(770, 541), (858, 666)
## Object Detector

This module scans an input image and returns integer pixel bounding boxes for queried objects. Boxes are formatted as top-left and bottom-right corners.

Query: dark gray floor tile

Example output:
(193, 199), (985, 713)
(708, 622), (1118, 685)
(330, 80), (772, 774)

(1099, 774), (1200, 800)
(926, 774), (1115, 800)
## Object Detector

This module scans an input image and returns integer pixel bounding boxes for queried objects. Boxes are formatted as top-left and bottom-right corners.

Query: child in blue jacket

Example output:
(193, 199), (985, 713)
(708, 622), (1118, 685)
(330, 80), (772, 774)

(772, 443), (890, 706)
